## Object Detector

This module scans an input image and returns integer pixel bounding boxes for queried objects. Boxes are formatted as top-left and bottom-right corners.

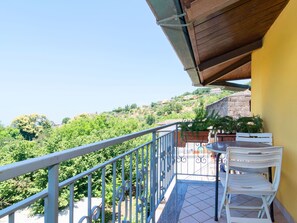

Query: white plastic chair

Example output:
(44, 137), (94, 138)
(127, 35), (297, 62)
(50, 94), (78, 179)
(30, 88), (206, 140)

(236, 132), (272, 145)
(235, 132), (273, 174)
(219, 146), (283, 223)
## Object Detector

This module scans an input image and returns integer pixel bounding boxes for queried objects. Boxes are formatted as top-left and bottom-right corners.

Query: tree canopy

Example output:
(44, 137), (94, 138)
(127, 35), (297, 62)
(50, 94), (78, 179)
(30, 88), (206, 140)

(11, 114), (52, 140)
(0, 88), (233, 214)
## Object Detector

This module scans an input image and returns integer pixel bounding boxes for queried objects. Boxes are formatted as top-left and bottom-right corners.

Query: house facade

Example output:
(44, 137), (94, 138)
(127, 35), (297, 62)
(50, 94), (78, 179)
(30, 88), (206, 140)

(206, 90), (251, 118)
(252, 1), (297, 220)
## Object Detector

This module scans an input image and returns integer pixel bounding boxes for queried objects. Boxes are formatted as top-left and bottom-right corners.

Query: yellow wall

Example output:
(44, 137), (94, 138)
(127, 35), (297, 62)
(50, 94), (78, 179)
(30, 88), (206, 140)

(252, 0), (297, 220)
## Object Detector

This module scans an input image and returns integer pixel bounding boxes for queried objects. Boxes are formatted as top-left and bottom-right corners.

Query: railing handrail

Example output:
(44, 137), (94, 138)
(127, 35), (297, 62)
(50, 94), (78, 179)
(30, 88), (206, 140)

(0, 122), (178, 182)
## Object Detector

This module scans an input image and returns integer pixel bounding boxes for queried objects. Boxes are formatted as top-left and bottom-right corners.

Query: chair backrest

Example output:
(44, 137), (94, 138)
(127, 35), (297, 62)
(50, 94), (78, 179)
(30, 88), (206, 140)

(226, 146), (283, 190)
(236, 132), (273, 145)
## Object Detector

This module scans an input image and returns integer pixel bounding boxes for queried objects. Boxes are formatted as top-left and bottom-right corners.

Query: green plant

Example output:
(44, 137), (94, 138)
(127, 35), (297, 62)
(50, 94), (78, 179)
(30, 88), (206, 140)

(213, 116), (237, 134)
(180, 108), (218, 133)
(236, 116), (263, 133)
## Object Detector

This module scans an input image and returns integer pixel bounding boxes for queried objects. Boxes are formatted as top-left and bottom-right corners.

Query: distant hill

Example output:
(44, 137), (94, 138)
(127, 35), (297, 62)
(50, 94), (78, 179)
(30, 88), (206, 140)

(106, 87), (234, 126)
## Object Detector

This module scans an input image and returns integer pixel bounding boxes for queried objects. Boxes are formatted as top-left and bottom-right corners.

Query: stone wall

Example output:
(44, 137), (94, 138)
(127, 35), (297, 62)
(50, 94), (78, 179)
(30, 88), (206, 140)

(206, 90), (251, 118)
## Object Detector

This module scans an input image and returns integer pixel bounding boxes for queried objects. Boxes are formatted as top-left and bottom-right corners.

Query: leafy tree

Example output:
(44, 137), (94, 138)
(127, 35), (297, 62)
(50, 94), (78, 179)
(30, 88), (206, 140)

(0, 126), (22, 147)
(124, 105), (130, 112)
(112, 107), (123, 113)
(11, 114), (52, 140)
(150, 102), (157, 108)
(193, 87), (211, 95)
(181, 92), (191, 96)
(146, 115), (155, 125)
(130, 103), (137, 109)
(62, 117), (71, 124)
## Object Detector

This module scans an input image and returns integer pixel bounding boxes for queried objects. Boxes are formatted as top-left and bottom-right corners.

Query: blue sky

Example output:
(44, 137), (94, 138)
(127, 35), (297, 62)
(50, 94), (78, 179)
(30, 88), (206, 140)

(0, 1), (197, 126)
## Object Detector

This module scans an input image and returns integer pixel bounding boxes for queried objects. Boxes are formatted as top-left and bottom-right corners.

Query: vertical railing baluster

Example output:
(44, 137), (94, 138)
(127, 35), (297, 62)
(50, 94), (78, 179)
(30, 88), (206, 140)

(135, 150), (139, 223)
(145, 144), (149, 222)
(192, 143), (194, 175)
(150, 131), (156, 223)
(8, 213), (14, 223)
(87, 174), (92, 223)
(155, 138), (158, 205)
(46, 164), (59, 223)
(175, 124), (178, 177)
(141, 146), (145, 223)
(162, 135), (164, 195)
(112, 162), (116, 223)
(172, 131), (175, 180)
(101, 168), (106, 223)
(168, 133), (171, 184)
(171, 132), (174, 180)
(129, 153), (133, 223)
(122, 158), (128, 222)
(69, 183), (74, 223)
(44, 197), (48, 222)
(161, 135), (165, 199)
(165, 134), (168, 190)
(168, 133), (171, 188)
(161, 135), (165, 196)
(169, 132), (172, 181)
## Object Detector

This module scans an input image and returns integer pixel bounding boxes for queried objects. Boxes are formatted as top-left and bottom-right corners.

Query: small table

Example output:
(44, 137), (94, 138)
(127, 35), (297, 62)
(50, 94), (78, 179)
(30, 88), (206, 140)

(206, 141), (273, 221)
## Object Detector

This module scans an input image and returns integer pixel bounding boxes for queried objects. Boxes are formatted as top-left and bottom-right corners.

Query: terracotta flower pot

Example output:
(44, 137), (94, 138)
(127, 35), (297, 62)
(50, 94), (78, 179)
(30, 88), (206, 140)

(216, 133), (236, 142)
(176, 131), (209, 147)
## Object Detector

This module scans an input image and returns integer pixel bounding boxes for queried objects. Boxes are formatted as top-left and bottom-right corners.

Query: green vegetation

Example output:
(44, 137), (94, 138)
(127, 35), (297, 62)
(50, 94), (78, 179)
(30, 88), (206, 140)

(212, 115), (264, 134)
(180, 107), (219, 133)
(0, 87), (233, 214)
(11, 114), (52, 141)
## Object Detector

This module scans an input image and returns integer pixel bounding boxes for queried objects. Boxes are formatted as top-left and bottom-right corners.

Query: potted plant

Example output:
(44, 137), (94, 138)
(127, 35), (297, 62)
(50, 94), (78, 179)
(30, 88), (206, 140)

(213, 116), (237, 141)
(177, 108), (218, 147)
(236, 115), (263, 133)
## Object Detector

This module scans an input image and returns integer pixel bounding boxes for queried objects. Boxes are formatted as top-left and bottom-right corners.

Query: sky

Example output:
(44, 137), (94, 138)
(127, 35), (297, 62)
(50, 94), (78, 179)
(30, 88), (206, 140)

(0, 1), (197, 126)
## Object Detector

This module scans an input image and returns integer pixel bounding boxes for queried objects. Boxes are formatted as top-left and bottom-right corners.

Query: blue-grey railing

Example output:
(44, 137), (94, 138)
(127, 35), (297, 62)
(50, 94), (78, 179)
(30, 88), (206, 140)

(0, 123), (178, 223)
(0, 123), (216, 223)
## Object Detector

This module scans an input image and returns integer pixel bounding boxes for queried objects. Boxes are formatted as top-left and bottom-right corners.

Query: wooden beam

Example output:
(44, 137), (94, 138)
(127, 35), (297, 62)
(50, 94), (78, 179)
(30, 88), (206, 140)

(198, 39), (262, 71)
(202, 54), (251, 85)
(211, 81), (250, 90)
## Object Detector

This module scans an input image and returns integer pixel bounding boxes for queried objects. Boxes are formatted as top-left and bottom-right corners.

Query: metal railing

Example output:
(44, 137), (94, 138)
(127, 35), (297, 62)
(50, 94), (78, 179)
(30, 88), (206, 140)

(0, 123), (216, 223)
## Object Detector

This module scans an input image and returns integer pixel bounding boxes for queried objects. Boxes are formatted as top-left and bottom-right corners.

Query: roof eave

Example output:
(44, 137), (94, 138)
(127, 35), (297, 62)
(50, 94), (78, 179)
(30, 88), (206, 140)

(146, 0), (201, 86)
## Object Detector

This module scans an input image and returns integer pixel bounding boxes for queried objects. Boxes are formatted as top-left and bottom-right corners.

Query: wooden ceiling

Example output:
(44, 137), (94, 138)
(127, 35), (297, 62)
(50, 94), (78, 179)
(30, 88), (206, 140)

(180, 0), (289, 86)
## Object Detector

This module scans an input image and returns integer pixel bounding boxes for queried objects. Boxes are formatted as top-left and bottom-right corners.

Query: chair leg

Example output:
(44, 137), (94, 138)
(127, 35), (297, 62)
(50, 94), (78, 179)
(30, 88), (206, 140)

(261, 195), (272, 223)
(225, 200), (232, 223)
(258, 195), (275, 219)
(219, 189), (227, 218)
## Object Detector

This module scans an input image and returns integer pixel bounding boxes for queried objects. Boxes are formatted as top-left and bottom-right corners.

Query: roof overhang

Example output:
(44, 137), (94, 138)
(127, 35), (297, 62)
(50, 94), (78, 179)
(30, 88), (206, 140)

(147, 0), (289, 89)
(146, 0), (201, 86)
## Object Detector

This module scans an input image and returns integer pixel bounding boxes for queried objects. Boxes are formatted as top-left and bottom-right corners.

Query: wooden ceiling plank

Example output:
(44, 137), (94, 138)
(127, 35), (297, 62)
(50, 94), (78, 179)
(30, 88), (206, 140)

(197, 20), (271, 59)
(198, 39), (262, 71)
(194, 0), (286, 33)
(202, 54), (251, 85)
(185, 0), (242, 24)
(195, 1), (287, 42)
(196, 14), (277, 60)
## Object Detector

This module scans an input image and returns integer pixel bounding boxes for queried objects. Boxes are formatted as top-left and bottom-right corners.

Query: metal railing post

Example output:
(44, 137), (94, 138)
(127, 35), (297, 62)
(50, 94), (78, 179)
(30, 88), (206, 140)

(46, 164), (59, 223)
(175, 124), (178, 177)
(150, 131), (157, 223)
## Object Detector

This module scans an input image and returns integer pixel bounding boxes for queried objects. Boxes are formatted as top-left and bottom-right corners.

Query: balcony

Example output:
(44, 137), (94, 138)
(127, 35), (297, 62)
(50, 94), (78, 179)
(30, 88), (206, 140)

(0, 123), (288, 223)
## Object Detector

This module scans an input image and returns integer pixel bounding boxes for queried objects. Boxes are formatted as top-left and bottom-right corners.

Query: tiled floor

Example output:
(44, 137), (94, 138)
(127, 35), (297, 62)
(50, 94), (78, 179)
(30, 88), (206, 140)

(157, 180), (288, 223)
